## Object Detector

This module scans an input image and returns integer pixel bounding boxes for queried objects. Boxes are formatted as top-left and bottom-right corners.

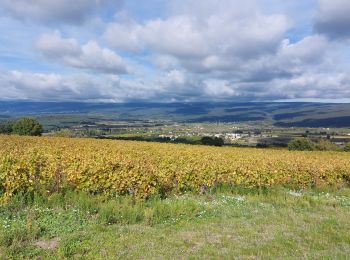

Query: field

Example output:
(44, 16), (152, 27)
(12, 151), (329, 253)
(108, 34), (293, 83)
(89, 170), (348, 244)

(1, 135), (350, 200)
(1, 135), (350, 258)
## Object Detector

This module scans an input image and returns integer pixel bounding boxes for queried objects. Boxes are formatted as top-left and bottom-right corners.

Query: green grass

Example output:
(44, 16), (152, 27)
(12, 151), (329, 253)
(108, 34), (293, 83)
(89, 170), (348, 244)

(1, 187), (350, 259)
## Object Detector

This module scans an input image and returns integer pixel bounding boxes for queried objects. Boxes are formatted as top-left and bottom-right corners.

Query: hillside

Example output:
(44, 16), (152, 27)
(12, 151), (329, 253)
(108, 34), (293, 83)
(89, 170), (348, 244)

(1, 102), (350, 127)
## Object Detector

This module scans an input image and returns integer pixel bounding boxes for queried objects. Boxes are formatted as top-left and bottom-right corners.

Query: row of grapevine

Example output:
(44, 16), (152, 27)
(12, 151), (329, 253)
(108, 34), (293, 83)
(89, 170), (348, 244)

(1, 135), (350, 201)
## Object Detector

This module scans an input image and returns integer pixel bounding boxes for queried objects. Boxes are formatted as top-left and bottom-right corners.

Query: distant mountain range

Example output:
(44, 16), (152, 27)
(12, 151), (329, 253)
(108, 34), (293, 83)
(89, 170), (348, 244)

(1, 101), (350, 128)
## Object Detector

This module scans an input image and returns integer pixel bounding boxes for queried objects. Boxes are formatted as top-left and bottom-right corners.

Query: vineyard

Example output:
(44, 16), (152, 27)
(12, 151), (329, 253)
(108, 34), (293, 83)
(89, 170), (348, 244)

(1, 135), (350, 201)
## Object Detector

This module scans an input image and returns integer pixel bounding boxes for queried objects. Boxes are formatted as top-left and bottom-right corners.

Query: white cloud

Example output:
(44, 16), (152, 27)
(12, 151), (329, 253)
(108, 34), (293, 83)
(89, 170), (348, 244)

(269, 73), (350, 100)
(241, 35), (331, 81)
(280, 35), (329, 65)
(36, 31), (128, 74)
(153, 55), (179, 70)
(35, 31), (81, 58)
(1, 0), (350, 102)
(104, 5), (289, 62)
(93, 0), (350, 101)
(204, 80), (235, 97)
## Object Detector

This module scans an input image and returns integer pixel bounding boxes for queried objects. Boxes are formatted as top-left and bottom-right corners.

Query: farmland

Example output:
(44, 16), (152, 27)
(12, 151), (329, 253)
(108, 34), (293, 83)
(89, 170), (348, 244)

(1, 135), (350, 258)
(1, 135), (350, 201)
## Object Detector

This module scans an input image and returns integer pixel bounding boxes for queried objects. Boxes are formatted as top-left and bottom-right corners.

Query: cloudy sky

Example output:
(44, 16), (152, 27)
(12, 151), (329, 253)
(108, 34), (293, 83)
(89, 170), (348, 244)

(1, 0), (350, 102)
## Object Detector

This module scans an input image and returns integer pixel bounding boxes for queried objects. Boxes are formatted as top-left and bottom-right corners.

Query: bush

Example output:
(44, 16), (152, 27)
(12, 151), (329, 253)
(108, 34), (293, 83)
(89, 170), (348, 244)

(12, 118), (43, 136)
(51, 129), (74, 138)
(314, 139), (339, 151)
(98, 199), (144, 225)
(289, 138), (340, 152)
(288, 138), (315, 151)
(345, 143), (350, 152)
(200, 136), (224, 146)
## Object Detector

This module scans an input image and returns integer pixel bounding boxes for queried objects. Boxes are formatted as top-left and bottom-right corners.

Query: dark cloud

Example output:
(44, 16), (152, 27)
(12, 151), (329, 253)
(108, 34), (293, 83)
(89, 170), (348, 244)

(0, 70), (158, 102)
(314, 0), (350, 39)
(0, 0), (123, 24)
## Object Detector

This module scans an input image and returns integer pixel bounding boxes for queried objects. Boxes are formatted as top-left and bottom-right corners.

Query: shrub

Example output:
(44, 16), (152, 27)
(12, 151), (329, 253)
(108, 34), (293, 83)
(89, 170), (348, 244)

(314, 139), (339, 151)
(0, 224), (31, 247)
(98, 199), (144, 225)
(288, 138), (315, 151)
(12, 118), (43, 136)
(51, 129), (75, 138)
(345, 143), (350, 152)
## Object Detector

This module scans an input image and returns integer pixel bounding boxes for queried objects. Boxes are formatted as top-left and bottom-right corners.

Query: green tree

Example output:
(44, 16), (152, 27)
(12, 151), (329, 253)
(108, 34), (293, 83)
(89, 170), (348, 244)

(0, 121), (14, 134)
(288, 138), (315, 151)
(200, 136), (224, 146)
(12, 118), (43, 136)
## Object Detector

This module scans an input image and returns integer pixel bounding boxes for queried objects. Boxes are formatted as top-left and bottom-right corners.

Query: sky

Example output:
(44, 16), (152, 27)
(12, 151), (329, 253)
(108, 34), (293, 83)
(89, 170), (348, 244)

(0, 0), (350, 103)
